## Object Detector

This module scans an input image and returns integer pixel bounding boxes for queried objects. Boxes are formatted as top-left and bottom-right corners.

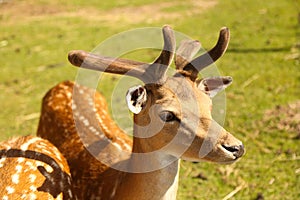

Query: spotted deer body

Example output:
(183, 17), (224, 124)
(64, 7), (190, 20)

(0, 136), (75, 200)
(38, 26), (245, 200)
(38, 81), (132, 199)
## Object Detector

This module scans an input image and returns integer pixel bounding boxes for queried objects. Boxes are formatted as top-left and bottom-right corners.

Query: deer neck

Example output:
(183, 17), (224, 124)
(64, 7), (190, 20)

(113, 118), (180, 200)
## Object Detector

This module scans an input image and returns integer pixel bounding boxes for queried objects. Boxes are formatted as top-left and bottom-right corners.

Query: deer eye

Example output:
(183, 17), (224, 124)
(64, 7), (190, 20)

(159, 111), (178, 122)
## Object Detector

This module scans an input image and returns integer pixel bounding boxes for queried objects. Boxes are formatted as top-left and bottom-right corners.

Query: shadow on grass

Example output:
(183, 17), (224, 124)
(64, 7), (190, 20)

(228, 47), (291, 53)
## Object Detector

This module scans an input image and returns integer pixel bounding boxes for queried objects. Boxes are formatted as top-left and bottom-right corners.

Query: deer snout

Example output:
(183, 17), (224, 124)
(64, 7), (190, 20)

(217, 130), (245, 162)
(221, 144), (245, 159)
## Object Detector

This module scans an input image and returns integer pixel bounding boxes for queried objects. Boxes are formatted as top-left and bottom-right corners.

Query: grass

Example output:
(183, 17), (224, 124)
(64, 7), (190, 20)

(1, 0), (299, 199)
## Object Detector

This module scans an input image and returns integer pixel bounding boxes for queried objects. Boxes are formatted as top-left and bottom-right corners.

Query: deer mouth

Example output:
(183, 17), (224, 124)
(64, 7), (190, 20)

(220, 144), (245, 161)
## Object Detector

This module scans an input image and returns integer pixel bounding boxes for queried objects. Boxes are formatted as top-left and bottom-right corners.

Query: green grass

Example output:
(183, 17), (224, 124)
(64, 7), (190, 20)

(1, 0), (299, 199)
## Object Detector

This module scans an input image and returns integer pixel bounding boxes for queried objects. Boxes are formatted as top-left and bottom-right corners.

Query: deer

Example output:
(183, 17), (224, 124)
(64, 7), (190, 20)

(37, 25), (245, 200)
(0, 135), (76, 199)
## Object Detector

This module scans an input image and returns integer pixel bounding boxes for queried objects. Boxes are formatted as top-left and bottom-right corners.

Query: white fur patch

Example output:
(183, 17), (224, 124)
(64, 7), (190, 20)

(20, 137), (42, 151)
(6, 186), (15, 194)
(126, 85), (147, 114)
(11, 174), (19, 184)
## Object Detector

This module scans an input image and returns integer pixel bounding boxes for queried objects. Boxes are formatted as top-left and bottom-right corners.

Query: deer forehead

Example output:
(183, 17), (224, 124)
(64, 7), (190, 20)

(166, 76), (211, 102)
(145, 76), (212, 117)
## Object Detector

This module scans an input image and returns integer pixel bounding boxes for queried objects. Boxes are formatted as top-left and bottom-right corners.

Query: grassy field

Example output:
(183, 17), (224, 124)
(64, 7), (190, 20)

(1, 0), (299, 199)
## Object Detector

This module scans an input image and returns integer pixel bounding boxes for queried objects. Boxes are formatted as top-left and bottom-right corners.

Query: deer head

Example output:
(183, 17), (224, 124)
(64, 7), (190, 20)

(68, 25), (244, 165)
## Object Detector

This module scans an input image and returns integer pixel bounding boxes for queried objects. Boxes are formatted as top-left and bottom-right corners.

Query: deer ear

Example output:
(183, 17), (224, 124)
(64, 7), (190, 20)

(198, 76), (232, 98)
(126, 85), (147, 114)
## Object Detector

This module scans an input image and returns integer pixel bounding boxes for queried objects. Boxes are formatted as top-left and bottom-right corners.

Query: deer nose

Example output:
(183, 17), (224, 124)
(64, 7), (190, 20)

(222, 144), (245, 159)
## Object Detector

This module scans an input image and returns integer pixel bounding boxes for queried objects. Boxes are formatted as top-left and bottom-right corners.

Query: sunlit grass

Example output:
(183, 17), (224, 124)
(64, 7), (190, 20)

(0, 0), (299, 199)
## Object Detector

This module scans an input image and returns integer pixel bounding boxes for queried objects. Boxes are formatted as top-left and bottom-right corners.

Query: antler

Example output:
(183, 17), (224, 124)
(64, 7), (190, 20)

(175, 39), (201, 70)
(68, 25), (176, 84)
(181, 27), (230, 81)
(69, 26), (229, 83)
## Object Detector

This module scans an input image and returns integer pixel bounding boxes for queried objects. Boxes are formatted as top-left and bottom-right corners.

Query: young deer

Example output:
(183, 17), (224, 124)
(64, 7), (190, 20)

(37, 26), (245, 200)
(0, 136), (75, 199)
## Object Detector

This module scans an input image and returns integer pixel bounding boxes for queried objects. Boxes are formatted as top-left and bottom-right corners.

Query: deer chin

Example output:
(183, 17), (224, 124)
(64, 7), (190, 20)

(180, 157), (232, 164)
(180, 155), (240, 165)
(179, 143), (244, 164)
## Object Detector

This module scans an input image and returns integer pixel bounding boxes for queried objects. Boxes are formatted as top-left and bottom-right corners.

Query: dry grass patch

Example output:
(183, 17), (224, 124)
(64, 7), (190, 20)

(262, 101), (300, 139)
(0, 0), (217, 25)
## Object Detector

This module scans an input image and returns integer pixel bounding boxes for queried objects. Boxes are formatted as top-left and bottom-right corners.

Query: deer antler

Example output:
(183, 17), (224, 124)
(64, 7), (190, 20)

(175, 39), (201, 70)
(68, 25), (176, 84)
(182, 27), (230, 81)
(69, 26), (229, 83)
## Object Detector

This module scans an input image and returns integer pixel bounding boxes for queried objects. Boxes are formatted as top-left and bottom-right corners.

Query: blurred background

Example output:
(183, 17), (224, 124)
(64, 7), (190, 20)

(0, 0), (299, 199)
